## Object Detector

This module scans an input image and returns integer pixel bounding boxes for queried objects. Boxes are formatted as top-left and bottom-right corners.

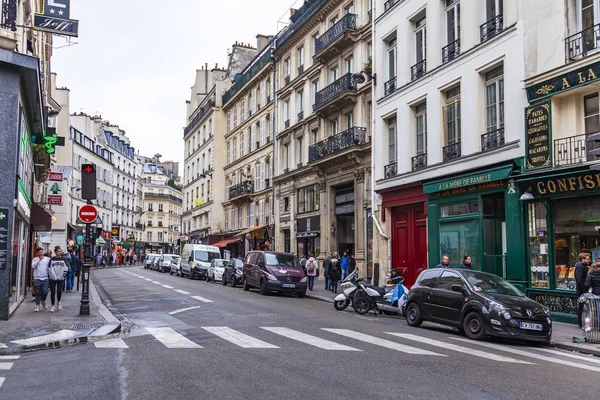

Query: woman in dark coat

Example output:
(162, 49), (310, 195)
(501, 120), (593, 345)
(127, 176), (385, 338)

(584, 263), (600, 295)
(329, 252), (341, 293)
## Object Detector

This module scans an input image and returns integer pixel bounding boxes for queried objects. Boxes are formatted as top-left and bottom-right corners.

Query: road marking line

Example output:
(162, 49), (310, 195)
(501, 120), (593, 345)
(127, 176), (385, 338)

(191, 295), (213, 303)
(452, 338), (600, 372)
(161, 285), (174, 289)
(169, 306), (202, 315)
(144, 278), (152, 281)
(0, 363), (13, 370)
(151, 281), (161, 284)
(385, 333), (532, 364)
(0, 343), (6, 349)
(322, 329), (443, 356)
(94, 338), (129, 349)
(263, 327), (360, 351)
(146, 327), (202, 349)
(204, 327), (279, 348)
(0, 356), (19, 360)
(533, 347), (600, 365)
(0, 377), (4, 389)
(173, 289), (191, 295)
(10, 329), (79, 346)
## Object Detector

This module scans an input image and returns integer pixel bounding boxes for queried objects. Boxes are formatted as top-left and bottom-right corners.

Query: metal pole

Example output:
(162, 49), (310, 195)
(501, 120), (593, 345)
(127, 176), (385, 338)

(79, 201), (93, 315)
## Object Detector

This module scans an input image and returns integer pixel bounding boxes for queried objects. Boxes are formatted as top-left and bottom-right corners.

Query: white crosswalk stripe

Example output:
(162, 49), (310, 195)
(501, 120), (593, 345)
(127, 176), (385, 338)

(0, 377), (5, 389)
(262, 327), (360, 351)
(0, 363), (14, 370)
(146, 327), (202, 349)
(452, 338), (600, 372)
(535, 347), (600, 364)
(385, 333), (533, 364)
(0, 356), (19, 360)
(173, 289), (191, 295)
(322, 329), (443, 356)
(161, 285), (174, 289)
(169, 306), (202, 315)
(0, 344), (7, 349)
(191, 295), (213, 303)
(94, 338), (129, 349)
(204, 327), (279, 348)
(151, 281), (161, 285)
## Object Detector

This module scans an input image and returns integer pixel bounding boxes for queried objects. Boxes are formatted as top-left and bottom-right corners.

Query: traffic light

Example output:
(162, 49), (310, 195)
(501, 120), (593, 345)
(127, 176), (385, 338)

(81, 163), (97, 200)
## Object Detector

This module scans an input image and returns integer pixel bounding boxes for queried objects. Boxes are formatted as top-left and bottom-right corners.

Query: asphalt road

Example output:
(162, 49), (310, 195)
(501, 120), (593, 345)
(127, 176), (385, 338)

(3, 265), (600, 400)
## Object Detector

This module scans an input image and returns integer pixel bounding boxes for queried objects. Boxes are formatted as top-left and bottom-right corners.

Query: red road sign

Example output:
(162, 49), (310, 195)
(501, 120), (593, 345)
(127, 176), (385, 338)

(79, 205), (98, 224)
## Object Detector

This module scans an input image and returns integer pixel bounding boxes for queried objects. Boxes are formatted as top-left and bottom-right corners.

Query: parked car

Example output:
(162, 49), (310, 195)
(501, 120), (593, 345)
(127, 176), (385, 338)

(207, 259), (229, 283)
(170, 257), (182, 276)
(180, 244), (221, 280)
(242, 251), (307, 297)
(144, 254), (159, 269)
(223, 258), (244, 287)
(157, 254), (180, 273)
(403, 269), (552, 343)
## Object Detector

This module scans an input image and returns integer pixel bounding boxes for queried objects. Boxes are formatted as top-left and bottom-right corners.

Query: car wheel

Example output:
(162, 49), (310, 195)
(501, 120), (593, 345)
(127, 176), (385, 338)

(170, 270), (173, 275)
(212, 274), (216, 283)
(406, 302), (423, 327)
(188, 270), (194, 280)
(463, 311), (487, 341)
(206, 274), (211, 283)
(230, 276), (236, 288)
(259, 279), (269, 296)
(221, 275), (227, 286)
(334, 299), (350, 311)
(353, 296), (371, 315)
(242, 276), (250, 291)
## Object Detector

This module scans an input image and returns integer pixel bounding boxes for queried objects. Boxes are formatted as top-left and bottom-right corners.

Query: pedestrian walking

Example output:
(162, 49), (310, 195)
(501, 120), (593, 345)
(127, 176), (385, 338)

(323, 254), (332, 290)
(330, 252), (341, 293)
(435, 255), (451, 268)
(340, 251), (350, 280)
(585, 262), (600, 295)
(575, 252), (592, 328)
(45, 250), (52, 258)
(66, 247), (80, 292)
(305, 254), (318, 291)
(299, 254), (307, 274)
(459, 255), (473, 270)
(348, 254), (356, 275)
(133, 253), (138, 265)
(31, 248), (50, 312)
(48, 246), (70, 312)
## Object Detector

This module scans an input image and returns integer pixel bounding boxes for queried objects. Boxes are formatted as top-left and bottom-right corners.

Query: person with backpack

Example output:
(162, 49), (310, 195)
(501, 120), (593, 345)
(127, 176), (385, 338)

(323, 254), (332, 291)
(330, 252), (341, 293)
(48, 246), (70, 312)
(305, 254), (318, 291)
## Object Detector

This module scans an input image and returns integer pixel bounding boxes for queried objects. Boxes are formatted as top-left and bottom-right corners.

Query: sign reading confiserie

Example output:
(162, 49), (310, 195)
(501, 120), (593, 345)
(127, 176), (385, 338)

(525, 101), (551, 169)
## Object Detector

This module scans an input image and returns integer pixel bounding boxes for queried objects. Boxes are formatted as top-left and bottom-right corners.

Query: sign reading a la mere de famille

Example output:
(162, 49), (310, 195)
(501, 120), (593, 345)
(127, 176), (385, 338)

(33, 0), (79, 37)
(526, 60), (600, 102)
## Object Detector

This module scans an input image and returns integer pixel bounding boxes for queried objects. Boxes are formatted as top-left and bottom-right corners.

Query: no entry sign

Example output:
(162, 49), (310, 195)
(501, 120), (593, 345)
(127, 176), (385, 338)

(79, 205), (98, 224)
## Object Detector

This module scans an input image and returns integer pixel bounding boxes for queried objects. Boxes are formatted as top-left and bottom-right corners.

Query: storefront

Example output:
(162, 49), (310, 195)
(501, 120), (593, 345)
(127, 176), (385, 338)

(296, 216), (320, 257)
(334, 187), (355, 256)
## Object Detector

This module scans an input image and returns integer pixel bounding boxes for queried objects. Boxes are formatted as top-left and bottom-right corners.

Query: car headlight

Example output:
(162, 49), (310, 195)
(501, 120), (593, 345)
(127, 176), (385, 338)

(266, 273), (278, 281)
(236, 269), (243, 275)
(300, 277), (307, 283)
(489, 301), (505, 313)
(542, 306), (550, 315)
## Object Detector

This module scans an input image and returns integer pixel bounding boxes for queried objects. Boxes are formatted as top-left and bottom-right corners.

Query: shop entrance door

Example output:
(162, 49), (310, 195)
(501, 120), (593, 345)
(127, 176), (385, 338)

(482, 193), (506, 277)
(336, 215), (355, 256)
(392, 203), (427, 287)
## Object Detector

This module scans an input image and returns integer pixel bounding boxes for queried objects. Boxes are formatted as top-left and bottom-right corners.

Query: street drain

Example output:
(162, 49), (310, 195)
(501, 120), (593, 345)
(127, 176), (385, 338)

(71, 324), (92, 330)
(115, 315), (128, 322)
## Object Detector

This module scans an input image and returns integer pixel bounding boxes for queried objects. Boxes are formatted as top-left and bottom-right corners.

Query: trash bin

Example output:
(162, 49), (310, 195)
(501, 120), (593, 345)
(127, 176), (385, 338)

(580, 294), (600, 343)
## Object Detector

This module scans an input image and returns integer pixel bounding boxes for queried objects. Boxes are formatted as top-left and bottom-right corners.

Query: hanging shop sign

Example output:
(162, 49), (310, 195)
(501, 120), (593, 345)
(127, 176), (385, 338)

(526, 60), (600, 102)
(529, 170), (600, 197)
(47, 171), (63, 205)
(423, 165), (513, 194)
(0, 208), (8, 271)
(33, 0), (79, 37)
(335, 203), (355, 215)
(525, 101), (552, 169)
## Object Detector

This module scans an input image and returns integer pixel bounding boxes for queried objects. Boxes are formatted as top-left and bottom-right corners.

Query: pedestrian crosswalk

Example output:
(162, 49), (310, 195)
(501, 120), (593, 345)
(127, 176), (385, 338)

(0, 355), (19, 389)
(90, 326), (600, 372)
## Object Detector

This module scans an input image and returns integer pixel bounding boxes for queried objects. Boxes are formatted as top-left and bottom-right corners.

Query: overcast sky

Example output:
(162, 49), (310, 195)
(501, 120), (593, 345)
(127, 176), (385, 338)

(52, 0), (297, 164)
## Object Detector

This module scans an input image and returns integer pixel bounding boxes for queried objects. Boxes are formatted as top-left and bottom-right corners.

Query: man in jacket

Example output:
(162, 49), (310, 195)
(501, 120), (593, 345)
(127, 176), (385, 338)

(436, 255), (451, 268)
(48, 246), (71, 312)
(575, 252), (591, 328)
(31, 248), (50, 312)
(459, 255), (473, 270)
(66, 247), (80, 292)
(323, 254), (332, 291)
(584, 263), (600, 296)
(340, 252), (350, 280)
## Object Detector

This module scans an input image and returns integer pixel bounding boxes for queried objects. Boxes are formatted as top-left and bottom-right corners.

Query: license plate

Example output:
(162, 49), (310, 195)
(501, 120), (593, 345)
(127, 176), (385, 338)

(282, 284), (295, 288)
(520, 322), (543, 331)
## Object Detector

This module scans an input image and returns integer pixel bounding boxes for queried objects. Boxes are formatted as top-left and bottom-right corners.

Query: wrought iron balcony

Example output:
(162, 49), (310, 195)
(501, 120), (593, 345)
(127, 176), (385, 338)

(384, 162), (397, 178)
(481, 128), (505, 152)
(229, 180), (254, 200)
(0, 0), (17, 31)
(284, 119), (290, 129)
(412, 153), (427, 171)
(298, 65), (304, 75)
(135, 223), (144, 230)
(315, 13), (357, 54)
(442, 39), (460, 64)
(384, 0), (399, 12)
(313, 72), (356, 111)
(184, 99), (215, 137)
(480, 14), (503, 43)
(411, 60), (426, 81)
(285, 75), (290, 85)
(554, 134), (600, 167)
(297, 111), (304, 122)
(566, 23), (600, 62)
(384, 77), (396, 96)
(308, 127), (367, 162)
(443, 142), (461, 162)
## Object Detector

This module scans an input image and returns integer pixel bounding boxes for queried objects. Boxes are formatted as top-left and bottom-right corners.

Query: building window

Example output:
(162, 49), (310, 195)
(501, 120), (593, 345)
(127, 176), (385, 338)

(485, 66), (504, 133)
(481, 0), (504, 42)
(385, 35), (397, 95)
(227, 111), (231, 133)
(297, 91), (304, 113)
(260, 81), (266, 108)
(387, 116), (397, 165)
(255, 164), (261, 191)
(241, 100), (246, 122)
(297, 184), (320, 214)
(268, 112), (274, 140)
(238, 206), (244, 228)
(284, 143), (290, 169)
(330, 66), (339, 83)
(344, 56), (353, 74)
(298, 136), (304, 165)
(233, 106), (238, 128)
(240, 132), (245, 158)
(232, 138), (237, 162)
(258, 200), (265, 225)
(298, 46), (305, 69)
(585, 93), (600, 134)
(346, 112), (354, 129)
(259, 119), (266, 146)
(247, 203), (254, 227)
(249, 125), (256, 152)
(251, 88), (257, 114)
(285, 58), (291, 80)
(312, 80), (319, 105)
(443, 86), (461, 146)
(158, 232), (164, 242)
(226, 142), (230, 165)
(415, 102), (427, 155)
(331, 119), (338, 135)
(147, 232), (153, 241)
(412, 16), (427, 80)
(284, 100), (290, 126)
(444, 0), (461, 62)
(284, 197), (290, 212)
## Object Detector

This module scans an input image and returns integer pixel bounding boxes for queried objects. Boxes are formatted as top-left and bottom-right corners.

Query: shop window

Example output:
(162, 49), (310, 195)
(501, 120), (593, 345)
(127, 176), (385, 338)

(440, 219), (481, 269)
(440, 201), (478, 217)
(297, 184), (320, 214)
(527, 202), (549, 288)
(584, 93), (600, 134)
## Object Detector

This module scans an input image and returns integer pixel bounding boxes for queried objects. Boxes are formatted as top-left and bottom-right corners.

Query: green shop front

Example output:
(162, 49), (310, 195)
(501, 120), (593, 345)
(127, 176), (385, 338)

(423, 164), (527, 286)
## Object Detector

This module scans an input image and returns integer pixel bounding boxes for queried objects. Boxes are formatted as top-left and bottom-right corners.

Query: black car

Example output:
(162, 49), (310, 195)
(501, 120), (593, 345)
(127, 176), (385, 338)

(403, 269), (552, 343)
(222, 258), (244, 287)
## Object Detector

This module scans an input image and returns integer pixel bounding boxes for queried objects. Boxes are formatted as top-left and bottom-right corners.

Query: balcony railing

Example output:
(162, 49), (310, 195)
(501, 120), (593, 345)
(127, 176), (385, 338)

(442, 39), (460, 64)
(184, 99), (215, 137)
(284, 119), (290, 129)
(566, 23), (600, 62)
(384, 77), (396, 96)
(480, 14), (503, 43)
(308, 127), (367, 162)
(412, 153), (427, 171)
(313, 72), (356, 110)
(411, 60), (426, 81)
(554, 134), (600, 167)
(384, 162), (397, 178)
(298, 65), (304, 75)
(297, 111), (304, 122)
(443, 142), (461, 162)
(1, 0), (17, 31)
(315, 13), (357, 54)
(135, 223), (144, 230)
(229, 180), (253, 200)
(384, 0), (399, 12)
(481, 128), (505, 152)
(285, 75), (290, 85)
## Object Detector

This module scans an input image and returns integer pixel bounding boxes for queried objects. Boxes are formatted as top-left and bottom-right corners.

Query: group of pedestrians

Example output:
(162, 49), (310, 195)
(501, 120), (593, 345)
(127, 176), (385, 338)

(435, 254), (474, 269)
(299, 251), (356, 294)
(31, 246), (79, 313)
(574, 252), (600, 328)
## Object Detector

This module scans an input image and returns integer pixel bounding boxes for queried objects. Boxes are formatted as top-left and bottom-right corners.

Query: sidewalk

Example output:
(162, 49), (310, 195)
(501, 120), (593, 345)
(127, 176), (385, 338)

(305, 281), (338, 303)
(0, 277), (120, 354)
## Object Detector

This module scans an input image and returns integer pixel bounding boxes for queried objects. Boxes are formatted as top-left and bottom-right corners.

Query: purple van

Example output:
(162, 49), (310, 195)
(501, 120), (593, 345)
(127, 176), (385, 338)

(242, 251), (307, 297)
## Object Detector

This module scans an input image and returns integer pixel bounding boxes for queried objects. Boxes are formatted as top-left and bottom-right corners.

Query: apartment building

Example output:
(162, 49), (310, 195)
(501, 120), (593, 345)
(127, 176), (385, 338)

(272, 0), (373, 274)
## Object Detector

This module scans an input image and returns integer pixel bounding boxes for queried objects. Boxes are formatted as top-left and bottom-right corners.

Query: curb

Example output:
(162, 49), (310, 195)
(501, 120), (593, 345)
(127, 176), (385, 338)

(306, 294), (334, 303)
(551, 342), (600, 358)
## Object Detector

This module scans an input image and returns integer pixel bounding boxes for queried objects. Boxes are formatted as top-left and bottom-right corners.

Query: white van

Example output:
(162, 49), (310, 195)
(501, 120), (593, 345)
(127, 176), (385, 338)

(180, 244), (221, 280)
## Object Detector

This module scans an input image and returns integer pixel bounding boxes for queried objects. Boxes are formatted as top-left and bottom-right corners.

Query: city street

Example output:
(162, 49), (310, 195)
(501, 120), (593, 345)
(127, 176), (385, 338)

(1, 265), (599, 400)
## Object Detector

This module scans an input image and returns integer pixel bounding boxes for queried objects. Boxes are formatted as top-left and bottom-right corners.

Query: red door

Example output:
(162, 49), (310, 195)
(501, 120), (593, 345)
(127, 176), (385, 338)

(392, 203), (427, 288)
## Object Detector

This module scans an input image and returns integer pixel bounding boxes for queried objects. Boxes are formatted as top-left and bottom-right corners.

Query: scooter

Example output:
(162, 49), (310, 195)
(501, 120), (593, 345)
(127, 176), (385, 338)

(333, 270), (360, 311)
(352, 275), (408, 316)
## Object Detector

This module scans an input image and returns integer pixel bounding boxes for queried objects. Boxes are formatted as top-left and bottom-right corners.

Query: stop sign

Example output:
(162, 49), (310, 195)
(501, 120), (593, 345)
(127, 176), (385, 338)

(79, 205), (98, 224)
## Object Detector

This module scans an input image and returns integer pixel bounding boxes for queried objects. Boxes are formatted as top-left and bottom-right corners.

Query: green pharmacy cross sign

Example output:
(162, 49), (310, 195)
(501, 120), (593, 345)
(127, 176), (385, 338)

(32, 128), (65, 155)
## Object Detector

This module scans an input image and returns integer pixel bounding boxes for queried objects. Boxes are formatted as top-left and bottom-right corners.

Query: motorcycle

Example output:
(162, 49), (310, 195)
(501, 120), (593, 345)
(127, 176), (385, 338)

(333, 270), (360, 311)
(352, 275), (408, 316)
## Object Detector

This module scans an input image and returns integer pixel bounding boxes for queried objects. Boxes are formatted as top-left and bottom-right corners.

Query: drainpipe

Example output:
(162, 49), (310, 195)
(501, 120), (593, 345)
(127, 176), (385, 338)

(271, 44), (277, 250)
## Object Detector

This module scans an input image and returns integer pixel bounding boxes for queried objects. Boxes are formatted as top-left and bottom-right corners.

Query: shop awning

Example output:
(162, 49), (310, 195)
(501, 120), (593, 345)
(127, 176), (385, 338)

(212, 239), (240, 248)
(422, 165), (514, 194)
(234, 225), (268, 238)
(31, 202), (52, 231)
(96, 237), (106, 246)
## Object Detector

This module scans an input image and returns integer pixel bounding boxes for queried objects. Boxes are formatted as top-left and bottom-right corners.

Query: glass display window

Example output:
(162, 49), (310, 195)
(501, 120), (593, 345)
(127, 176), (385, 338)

(527, 202), (549, 288)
